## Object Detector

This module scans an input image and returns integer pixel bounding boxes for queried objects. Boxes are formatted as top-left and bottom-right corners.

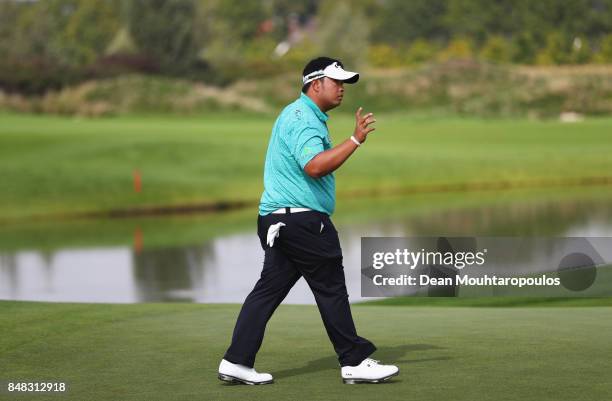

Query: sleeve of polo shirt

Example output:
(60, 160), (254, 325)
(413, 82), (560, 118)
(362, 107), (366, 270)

(293, 126), (325, 170)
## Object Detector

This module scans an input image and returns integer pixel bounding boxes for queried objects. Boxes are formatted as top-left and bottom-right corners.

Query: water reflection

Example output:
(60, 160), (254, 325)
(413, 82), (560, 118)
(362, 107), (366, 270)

(132, 245), (209, 302)
(1, 197), (612, 304)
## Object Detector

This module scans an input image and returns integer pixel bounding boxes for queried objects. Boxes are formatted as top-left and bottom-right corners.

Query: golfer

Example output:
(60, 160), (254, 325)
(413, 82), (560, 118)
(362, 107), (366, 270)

(218, 57), (399, 385)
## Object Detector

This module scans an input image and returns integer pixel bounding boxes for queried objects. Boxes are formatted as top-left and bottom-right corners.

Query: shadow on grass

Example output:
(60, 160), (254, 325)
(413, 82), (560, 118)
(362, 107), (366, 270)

(273, 343), (450, 380)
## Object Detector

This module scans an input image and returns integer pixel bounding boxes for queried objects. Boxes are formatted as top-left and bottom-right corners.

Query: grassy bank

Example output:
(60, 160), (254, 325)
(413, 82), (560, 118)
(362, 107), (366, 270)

(1, 300), (611, 401)
(1, 185), (612, 252)
(2, 64), (612, 117)
(1, 112), (612, 221)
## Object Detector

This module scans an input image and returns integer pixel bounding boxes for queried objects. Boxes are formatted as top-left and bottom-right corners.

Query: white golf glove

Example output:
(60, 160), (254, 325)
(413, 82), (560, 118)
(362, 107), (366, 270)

(266, 222), (286, 247)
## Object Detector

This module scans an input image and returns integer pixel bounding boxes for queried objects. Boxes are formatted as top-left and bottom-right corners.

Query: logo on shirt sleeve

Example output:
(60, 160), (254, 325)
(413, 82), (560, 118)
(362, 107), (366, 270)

(302, 146), (315, 157)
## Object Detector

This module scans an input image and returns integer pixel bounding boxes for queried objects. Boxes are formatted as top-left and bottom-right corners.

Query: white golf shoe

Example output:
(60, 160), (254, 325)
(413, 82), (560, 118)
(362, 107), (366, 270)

(218, 359), (274, 385)
(341, 358), (399, 384)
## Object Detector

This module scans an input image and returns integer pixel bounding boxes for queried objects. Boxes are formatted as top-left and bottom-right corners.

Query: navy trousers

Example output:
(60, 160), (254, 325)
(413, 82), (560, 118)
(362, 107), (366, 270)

(223, 209), (376, 368)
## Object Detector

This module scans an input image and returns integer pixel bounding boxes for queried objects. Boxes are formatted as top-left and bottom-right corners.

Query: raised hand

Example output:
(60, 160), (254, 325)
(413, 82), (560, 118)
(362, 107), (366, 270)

(353, 107), (376, 143)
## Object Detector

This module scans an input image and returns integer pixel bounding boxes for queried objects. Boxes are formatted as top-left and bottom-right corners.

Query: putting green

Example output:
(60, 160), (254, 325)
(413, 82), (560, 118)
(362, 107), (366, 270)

(1, 301), (610, 400)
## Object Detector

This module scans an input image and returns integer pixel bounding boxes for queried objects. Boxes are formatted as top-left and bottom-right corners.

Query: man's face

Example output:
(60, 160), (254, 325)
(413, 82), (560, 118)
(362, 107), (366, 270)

(314, 77), (344, 111)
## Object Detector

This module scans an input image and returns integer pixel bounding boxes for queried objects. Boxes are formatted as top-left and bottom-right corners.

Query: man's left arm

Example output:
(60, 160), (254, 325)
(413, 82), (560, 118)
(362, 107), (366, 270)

(304, 107), (376, 178)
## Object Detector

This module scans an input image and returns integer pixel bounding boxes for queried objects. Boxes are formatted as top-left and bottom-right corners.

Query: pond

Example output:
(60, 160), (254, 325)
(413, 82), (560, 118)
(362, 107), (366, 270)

(1, 191), (612, 304)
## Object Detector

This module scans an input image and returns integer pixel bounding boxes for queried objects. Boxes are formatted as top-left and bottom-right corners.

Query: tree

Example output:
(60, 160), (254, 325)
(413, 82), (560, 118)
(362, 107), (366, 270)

(0, 1), (19, 56)
(128, 0), (198, 72)
(315, 1), (370, 67)
(196, 0), (272, 83)
(371, 0), (448, 44)
(267, 0), (318, 41)
(444, 0), (515, 44)
(59, 0), (121, 66)
(216, 0), (269, 42)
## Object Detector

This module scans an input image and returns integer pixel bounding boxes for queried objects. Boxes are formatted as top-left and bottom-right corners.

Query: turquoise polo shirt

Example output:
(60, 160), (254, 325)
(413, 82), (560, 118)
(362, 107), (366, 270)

(259, 92), (335, 216)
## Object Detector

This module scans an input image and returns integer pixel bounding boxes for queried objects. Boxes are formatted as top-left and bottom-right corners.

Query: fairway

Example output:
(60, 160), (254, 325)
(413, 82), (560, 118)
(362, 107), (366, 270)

(1, 301), (610, 401)
(1, 113), (612, 220)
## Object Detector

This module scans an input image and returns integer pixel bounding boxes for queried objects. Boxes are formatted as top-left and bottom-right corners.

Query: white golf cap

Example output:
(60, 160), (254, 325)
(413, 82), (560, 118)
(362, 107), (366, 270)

(302, 61), (359, 85)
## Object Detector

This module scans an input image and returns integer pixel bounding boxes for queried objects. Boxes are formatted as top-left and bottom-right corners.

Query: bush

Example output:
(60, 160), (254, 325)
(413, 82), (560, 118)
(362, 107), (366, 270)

(437, 38), (475, 62)
(405, 39), (439, 65)
(0, 58), (81, 95)
(367, 44), (405, 67)
(85, 54), (160, 78)
(536, 32), (570, 65)
(368, 40), (440, 68)
(511, 32), (538, 64)
(0, 75), (272, 117)
(594, 34), (612, 63)
(480, 35), (513, 63)
(568, 36), (591, 64)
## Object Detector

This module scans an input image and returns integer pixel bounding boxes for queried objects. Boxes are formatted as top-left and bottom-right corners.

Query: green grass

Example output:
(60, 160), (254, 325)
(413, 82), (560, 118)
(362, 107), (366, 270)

(1, 112), (612, 220)
(1, 300), (611, 401)
(3, 110), (612, 400)
(359, 296), (612, 307)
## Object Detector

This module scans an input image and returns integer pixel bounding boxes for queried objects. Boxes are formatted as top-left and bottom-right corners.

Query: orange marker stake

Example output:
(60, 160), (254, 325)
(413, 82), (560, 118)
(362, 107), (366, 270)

(134, 227), (143, 254)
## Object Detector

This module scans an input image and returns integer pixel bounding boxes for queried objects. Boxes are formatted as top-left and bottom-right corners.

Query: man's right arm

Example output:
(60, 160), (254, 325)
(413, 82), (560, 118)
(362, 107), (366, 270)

(304, 107), (376, 178)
